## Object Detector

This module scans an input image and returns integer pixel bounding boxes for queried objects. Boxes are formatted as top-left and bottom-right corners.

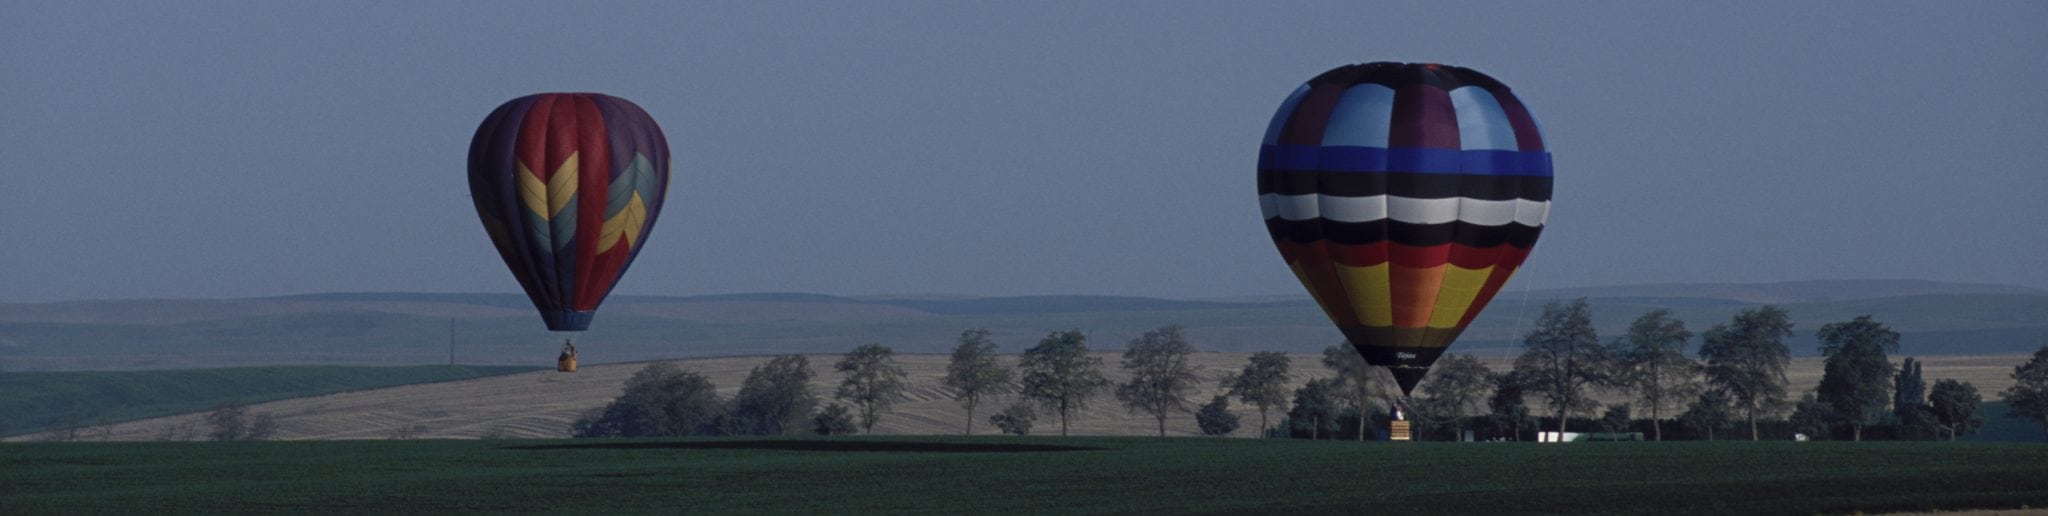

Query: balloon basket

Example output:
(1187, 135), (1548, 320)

(1389, 420), (1412, 441)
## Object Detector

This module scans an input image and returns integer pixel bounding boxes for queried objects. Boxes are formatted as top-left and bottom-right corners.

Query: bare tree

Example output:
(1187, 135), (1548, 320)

(45, 407), (86, 442)
(943, 329), (1013, 435)
(1115, 326), (1203, 437)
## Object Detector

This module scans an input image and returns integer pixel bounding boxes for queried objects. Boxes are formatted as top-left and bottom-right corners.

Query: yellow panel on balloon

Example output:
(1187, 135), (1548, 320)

(1428, 265), (1496, 329)
(1333, 263), (1393, 327)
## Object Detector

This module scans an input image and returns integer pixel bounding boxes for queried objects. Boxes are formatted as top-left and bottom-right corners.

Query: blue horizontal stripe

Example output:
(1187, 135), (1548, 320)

(1258, 145), (1552, 176)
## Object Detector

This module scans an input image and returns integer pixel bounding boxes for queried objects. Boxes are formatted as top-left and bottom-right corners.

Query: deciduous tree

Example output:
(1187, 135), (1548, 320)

(723, 354), (817, 436)
(1611, 309), (1698, 441)
(1195, 395), (1240, 436)
(1116, 326), (1203, 437)
(813, 404), (857, 435)
(943, 329), (1013, 435)
(206, 402), (249, 442)
(1788, 392), (1831, 440)
(2001, 346), (2048, 442)
(1894, 357), (1930, 433)
(1929, 379), (1984, 442)
(990, 402), (1036, 436)
(1417, 353), (1495, 440)
(1487, 372), (1533, 441)
(1513, 299), (1608, 434)
(1599, 404), (1633, 434)
(1225, 351), (1292, 435)
(1815, 315), (1899, 441)
(1322, 345), (1393, 441)
(1699, 305), (1795, 441)
(1679, 390), (1733, 441)
(247, 412), (279, 441)
(573, 362), (725, 438)
(1285, 378), (1340, 439)
(1019, 330), (1109, 436)
(835, 343), (908, 434)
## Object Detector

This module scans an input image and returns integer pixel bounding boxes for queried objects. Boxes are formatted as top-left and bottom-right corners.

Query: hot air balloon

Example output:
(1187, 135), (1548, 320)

(468, 93), (670, 367)
(1257, 63), (1550, 395)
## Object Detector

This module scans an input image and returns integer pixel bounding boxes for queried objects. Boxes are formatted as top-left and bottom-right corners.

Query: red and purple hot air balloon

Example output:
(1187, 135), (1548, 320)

(468, 93), (670, 336)
(1258, 63), (1551, 395)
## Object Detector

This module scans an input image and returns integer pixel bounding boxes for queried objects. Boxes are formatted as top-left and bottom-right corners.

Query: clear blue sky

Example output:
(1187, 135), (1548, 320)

(3, 1), (2043, 302)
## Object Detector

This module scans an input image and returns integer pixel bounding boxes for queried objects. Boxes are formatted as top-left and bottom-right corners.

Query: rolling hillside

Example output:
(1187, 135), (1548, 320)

(0, 280), (2041, 370)
(0, 365), (540, 437)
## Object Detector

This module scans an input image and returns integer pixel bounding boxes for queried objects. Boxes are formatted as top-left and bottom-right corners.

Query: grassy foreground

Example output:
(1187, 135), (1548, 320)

(0, 365), (542, 436)
(3, 437), (2045, 514)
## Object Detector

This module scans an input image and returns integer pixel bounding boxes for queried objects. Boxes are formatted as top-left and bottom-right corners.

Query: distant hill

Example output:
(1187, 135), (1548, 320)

(1526, 279), (2047, 305)
(0, 280), (2041, 370)
(0, 365), (540, 437)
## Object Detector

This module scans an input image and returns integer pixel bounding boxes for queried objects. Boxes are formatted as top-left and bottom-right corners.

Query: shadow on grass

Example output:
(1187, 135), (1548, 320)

(505, 440), (1107, 453)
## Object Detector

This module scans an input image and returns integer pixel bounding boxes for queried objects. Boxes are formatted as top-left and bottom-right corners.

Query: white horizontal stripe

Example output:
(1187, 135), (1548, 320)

(1275, 192), (1320, 221)
(1519, 198), (1551, 226)
(1387, 196), (1457, 224)
(1260, 193), (1549, 226)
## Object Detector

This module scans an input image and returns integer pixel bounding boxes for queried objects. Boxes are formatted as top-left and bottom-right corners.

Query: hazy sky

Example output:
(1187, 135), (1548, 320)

(3, 1), (2043, 302)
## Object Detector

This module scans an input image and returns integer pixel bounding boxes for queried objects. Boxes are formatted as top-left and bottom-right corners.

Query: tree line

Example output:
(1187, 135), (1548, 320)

(1378, 300), (2048, 443)
(572, 326), (1218, 438)
(569, 306), (2048, 442)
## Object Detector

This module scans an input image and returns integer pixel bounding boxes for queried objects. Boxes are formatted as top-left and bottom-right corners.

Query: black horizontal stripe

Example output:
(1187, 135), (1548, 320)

(1259, 170), (1552, 201)
(1265, 218), (1543, 248)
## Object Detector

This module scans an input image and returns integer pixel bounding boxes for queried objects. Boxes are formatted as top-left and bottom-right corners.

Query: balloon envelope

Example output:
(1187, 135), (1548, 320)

(1257, 63), (1551, 394)
(468, 93), (670, 331)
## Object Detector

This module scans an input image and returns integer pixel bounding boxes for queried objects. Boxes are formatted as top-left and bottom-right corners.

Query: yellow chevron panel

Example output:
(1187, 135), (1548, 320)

(1427, 264), (1496, 329)
(598, 193), (647, 253)
(1333, 262), (1393, 327)
(516, 163), (548, 220)
(547, 153), (580, 217)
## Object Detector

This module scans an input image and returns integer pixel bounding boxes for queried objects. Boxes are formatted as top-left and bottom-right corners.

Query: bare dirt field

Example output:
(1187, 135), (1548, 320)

(20, 353), (2029, 442)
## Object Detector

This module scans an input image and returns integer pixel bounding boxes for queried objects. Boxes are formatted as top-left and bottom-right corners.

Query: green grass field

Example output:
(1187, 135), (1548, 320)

(0, 365), (542, 436)
(2, 437), (2043, 514)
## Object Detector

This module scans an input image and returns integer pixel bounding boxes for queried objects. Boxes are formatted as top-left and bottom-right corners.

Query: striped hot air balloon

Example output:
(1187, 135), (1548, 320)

(468, 93), (670, 333)
(1257, 63), (1550, 395)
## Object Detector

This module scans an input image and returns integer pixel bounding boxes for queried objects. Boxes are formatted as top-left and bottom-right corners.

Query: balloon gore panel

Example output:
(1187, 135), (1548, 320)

(468, 93), (670, 332)
(1257, 63), (1550, 394)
